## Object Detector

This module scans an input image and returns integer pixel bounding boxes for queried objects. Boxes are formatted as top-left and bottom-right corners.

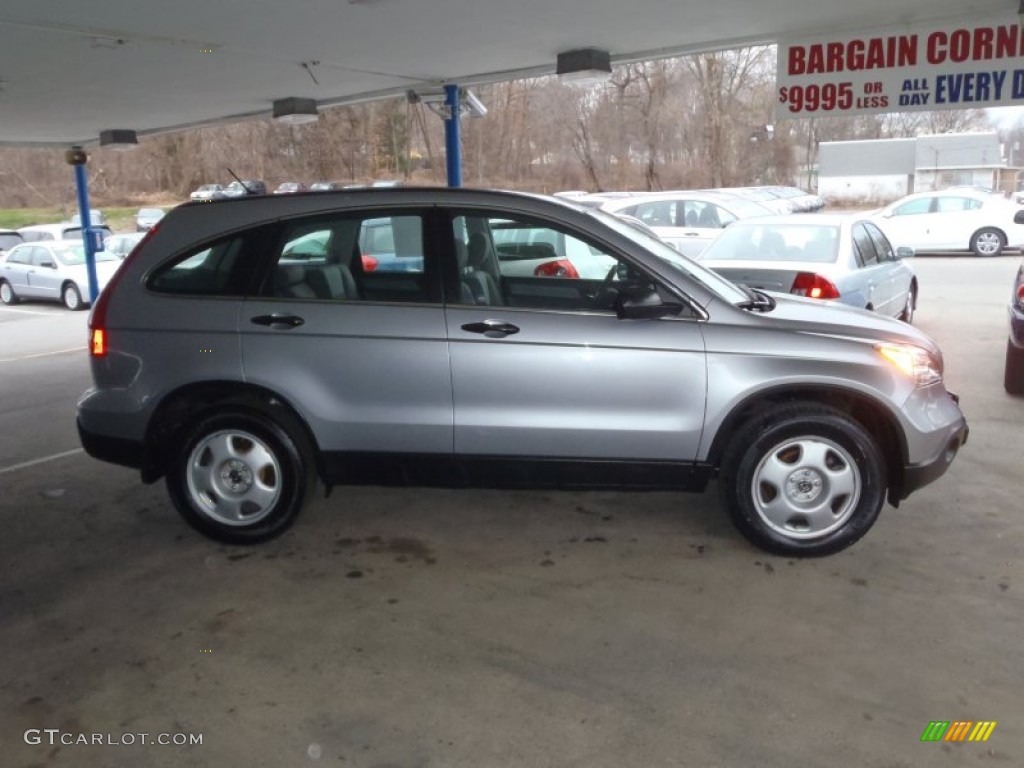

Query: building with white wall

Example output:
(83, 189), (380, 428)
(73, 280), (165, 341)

(818, 133), (1018, 206)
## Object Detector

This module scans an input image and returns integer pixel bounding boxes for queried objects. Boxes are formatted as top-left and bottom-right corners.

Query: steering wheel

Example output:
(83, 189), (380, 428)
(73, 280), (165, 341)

(589, 263), (624, 310)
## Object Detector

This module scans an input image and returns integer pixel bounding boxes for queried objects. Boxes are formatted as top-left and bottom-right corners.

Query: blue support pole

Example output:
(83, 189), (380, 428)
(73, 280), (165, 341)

(72, 149), (100, 303)
(444, 84), (462, 188)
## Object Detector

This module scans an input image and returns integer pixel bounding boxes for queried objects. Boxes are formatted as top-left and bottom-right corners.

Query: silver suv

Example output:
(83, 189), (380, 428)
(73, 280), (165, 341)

(77, 189), (968, 556)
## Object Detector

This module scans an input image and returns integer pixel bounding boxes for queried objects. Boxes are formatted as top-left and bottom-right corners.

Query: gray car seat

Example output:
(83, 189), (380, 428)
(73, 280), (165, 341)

(465, 232), (504, 306)
(307, 263), (359, 300)
(274, 265), (318, 299)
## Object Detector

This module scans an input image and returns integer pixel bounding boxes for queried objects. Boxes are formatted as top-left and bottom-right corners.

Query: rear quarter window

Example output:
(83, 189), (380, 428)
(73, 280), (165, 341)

(147, 236), (255, 296)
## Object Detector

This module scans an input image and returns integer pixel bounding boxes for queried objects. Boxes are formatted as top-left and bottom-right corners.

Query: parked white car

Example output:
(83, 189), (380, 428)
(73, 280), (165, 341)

(19, 222), (114, 243)
(598, 191), (776, 257)
(872, 189), (1024, 257)
(0, 240), (122, 310)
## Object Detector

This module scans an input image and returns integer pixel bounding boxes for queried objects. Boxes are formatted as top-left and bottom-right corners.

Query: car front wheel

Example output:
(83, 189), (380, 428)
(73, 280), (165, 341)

(1005, 339), (1024, 395)
(166, 410), (312, 544)
(719, 403), (886, 556)
(0, 280), (18, 305)
(970, 228), (1005, 257)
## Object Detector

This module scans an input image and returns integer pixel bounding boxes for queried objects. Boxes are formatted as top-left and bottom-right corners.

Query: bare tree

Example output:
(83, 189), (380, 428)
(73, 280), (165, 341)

(684, 47), (773, 187)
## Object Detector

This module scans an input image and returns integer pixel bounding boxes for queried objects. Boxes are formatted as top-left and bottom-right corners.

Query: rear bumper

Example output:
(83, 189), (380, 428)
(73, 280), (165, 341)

(77, 417), (143, 471)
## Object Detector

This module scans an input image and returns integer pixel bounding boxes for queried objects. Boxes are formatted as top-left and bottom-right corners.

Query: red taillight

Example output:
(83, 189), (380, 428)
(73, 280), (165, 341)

(89, 222), (159, 357)
(91, 328), (107, 357)
(790, 272), (840, 300)
(361, 254), (379, 272)
(1016, 282), (1024, 305)
(533, 259), (580, 279)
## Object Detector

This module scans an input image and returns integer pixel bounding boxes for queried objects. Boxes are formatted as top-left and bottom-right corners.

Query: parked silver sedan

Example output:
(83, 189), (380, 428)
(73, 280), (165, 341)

(697, 214), (918, 322)
(0, 240), (122, 310)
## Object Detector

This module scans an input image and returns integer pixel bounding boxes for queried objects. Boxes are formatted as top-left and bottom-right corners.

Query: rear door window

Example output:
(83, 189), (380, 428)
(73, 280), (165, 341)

(852, 223), (880, 267)
(268, 212), (437, 304)
(864, 223), (896, 262)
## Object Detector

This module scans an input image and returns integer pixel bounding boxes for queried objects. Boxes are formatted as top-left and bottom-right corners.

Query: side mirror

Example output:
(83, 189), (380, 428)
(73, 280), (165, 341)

(614, 286), (683, 320)
(40, 259), (56, 269)
(896, 246), (914, 259)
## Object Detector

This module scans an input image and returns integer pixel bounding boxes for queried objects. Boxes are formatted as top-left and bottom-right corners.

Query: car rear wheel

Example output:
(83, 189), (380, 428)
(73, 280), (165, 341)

(0, 280), (18, 305)
(62, 282), (84, 310)
(719, 402), (886, 556)
(166, 410), (312, 544)
(970, 228), (1005, 257)
(1005, 339), (1024, 395)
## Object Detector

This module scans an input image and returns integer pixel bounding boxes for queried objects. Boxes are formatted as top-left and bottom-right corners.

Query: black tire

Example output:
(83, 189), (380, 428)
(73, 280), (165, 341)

(166, 409), (312, 544)
(1005, 339), (1024, 395)
(62, 282), (84, 310)
(899, 283), (916, 324)
(970, 228), (1005, 257)
(0, 279), (18, 305)
(718, 402), (886, 557)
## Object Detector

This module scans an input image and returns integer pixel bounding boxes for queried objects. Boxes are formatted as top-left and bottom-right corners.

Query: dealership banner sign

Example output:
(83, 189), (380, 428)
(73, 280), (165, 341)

(777, 17), (1024, 118)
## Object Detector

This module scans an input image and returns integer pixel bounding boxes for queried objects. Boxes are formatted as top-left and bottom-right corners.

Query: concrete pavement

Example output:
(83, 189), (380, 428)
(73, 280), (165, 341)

(2, 257), (1021, 767)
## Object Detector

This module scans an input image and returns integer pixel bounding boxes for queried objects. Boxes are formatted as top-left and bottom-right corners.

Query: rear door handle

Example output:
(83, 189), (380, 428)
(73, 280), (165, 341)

(250, 313), (305, 329)
(461, 320), (520, 338)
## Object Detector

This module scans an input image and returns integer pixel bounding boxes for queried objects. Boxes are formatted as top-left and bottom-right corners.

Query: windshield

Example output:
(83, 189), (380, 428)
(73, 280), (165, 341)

(584, 207), (748, 304)
(701, 222), (841, 263)
(54, 245), (120, 265)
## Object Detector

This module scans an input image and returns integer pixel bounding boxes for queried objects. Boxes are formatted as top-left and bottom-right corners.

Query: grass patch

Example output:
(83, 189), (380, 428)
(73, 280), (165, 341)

(0, 206), (144, 233)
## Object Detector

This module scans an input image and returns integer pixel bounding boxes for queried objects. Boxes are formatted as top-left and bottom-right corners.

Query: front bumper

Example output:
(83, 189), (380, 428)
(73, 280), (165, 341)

(1009, 302), (1024, 347)
(894, 411), (969, 502)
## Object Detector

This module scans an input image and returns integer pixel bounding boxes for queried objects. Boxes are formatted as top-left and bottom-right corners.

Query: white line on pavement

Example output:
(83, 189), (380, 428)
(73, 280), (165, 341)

(0, 448), (85, 475)
(0, 306), (59, 316)
(0, 346), (86, 363)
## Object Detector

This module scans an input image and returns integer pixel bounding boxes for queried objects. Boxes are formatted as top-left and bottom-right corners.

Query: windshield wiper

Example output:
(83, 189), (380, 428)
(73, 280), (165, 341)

(735, 285), (776, 312)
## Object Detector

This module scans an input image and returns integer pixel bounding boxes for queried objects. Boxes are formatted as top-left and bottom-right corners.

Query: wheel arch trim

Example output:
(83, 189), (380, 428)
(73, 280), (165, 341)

(703, 383), (908, 498)
(141, 380), (322, 483)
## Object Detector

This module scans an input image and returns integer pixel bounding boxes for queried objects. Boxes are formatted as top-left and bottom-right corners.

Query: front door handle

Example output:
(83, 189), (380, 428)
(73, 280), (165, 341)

(461, 320), (520, 338)
(250, 313), (305, 329)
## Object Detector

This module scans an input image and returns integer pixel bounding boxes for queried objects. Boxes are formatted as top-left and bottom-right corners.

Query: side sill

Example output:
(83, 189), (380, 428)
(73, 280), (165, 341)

(321, 452), (711, 492)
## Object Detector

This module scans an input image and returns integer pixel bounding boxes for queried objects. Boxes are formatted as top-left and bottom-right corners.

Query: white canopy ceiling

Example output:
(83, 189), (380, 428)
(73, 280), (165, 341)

(0, 0), (1012, 145)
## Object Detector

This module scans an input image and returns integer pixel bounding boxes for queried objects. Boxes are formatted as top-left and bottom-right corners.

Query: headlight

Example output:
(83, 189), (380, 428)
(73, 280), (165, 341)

(876, 343), (943, 387)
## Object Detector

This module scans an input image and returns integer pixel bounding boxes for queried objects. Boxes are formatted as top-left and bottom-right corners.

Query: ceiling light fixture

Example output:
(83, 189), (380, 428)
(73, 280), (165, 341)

(556, 48), (612, 85)
(272, 97), (319, 125)
(99, 128), (138, 150)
